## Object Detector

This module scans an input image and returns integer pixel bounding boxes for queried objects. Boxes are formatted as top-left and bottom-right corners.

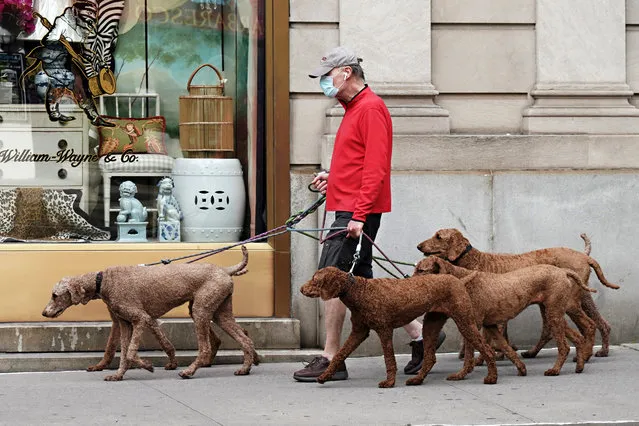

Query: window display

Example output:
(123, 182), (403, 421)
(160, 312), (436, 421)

(0, 0), (265, 243)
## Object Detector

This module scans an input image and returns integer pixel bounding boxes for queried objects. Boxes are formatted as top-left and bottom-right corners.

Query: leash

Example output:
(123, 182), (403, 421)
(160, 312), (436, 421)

(144, 177), (415, 279)
(348, 233), (364, 276)
(143, 195), (327, 266)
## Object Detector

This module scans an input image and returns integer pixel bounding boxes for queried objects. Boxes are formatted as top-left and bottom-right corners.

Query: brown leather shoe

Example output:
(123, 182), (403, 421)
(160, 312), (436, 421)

(293, 356), (348, 382)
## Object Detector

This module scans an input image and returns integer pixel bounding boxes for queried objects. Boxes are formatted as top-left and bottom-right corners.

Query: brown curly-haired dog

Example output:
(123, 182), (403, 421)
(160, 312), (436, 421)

(42, 246), (258, 381)
(300, 266), (497, 388)
(417, 229), (619, 358)
(414, 257), (597, 376)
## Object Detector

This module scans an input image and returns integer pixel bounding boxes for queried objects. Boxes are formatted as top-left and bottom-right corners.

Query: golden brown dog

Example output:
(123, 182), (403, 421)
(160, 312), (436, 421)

(300, 266), (498, 388)
(414, 257), (597, 376)
(417, 228), (618, 357)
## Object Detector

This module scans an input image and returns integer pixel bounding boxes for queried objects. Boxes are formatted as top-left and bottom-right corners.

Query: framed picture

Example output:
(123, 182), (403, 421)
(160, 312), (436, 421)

(0, 52), (26, 104)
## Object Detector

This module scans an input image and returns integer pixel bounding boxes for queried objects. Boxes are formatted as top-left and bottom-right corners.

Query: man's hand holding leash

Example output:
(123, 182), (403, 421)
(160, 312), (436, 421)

(310, 170), (362, 239)
(311, 171), (329, 195)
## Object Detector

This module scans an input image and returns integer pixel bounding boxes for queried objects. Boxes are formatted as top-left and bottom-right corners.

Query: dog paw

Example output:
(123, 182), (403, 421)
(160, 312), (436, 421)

(377, 379), (395, 388)
(446, 373), (466, 381)
(164, 362), (178, 370)
(86, 364), (105, 372)
(483, 376), (498, 385)
(405, 377), (424, 386)
(544, 369), (560, 376)
(234, 368), (250, 376)
(179, 370), (194, 379)
(575, 365), (584, 374)
(317, 373), (329, 384)
(104, 374), (123, 381)
(140, 362), (154, 373)
(520, 351), (537, 359)
(517, 368), (527, 376)
(595, 348), (609, 357)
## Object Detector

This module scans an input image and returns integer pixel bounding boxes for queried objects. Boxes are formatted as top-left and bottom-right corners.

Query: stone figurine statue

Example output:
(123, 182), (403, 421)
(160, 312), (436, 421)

(156, 177), (182, 242)
(117, 181), (147, 223)
(156, 177), (182, 222)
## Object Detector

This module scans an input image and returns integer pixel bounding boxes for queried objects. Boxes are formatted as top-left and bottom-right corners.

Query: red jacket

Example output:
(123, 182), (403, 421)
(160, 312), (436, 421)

(326, 86), (392, 222)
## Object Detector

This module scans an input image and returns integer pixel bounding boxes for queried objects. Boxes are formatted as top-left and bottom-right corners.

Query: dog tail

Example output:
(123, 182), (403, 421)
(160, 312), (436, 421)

(586, 255), (619, 289)
(580, 233), (591, 255)
(566, 269), (597, 293)
(224, 245), (249, 276)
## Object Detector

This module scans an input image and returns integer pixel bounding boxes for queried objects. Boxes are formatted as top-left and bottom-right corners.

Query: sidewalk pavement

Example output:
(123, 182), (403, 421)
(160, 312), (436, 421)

(0, 345), (638, 426)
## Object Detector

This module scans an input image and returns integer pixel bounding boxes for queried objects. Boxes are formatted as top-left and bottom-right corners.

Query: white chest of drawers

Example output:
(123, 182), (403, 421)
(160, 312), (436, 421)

(0, 104), (90, 212)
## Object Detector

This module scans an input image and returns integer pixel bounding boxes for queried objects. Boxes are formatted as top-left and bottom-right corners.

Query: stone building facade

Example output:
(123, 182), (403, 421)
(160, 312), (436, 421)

(288, 0), (639, 354)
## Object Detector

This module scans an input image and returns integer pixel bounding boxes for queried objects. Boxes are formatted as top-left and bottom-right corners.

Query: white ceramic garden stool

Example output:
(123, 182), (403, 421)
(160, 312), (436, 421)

(171, 158), (246, 243)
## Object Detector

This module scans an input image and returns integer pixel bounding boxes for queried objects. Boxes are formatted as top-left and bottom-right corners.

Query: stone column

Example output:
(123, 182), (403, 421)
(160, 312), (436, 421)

(326, 0), (449, 135)
(523, 0), (639, 133)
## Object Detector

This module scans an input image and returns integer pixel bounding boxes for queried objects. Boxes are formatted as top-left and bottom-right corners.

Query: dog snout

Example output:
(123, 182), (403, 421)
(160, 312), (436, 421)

(300, 282), (319, 297)
(42, 305), (53, 318)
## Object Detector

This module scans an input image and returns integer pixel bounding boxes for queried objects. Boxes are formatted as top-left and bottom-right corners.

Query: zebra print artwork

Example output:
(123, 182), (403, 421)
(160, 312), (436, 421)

(75, 0), (126, 80)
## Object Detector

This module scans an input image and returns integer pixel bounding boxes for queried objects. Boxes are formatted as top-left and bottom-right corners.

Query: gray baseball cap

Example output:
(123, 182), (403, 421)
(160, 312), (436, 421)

(309, 46), (361, 78)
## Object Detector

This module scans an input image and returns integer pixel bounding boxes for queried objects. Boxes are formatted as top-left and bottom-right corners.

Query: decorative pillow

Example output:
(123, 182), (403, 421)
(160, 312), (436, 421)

(98, 116), (167, 156)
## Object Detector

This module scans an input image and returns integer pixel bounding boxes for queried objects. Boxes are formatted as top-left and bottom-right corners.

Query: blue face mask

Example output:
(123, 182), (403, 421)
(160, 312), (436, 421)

(320, 73), (347, 98)
(319, 76), (339, 97)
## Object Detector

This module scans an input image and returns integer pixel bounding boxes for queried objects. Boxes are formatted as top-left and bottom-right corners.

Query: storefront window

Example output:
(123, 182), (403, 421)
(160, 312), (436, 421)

(0, 0), (265, 243)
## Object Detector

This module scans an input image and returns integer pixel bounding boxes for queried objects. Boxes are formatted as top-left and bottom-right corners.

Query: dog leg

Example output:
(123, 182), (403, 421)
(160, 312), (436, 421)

(544, 308), (570, 376)
(88, 309), (120, 372)
(451, 336), (478, 383)
(126, 320), (155, 373)
(202, 323), (221, 368)
(179, 313), (212, 379)
(450, 311), (497, 384)
(500, 323), (517, 352)
(147, 319), (177, 370)
(376, 328), (397, 388)
(407, 313), (446, 386)
(318, 321), (370, 384)
(243, 327), (260, 366)
(521, 305), (552, 359)
(581, 292), (611, 357)
(567, 307), (596, 367)
(564, 325), (586, 373)
(215, 299), (257, 375)
(484, 325), (527, 376)
(105, 319), (135, 381)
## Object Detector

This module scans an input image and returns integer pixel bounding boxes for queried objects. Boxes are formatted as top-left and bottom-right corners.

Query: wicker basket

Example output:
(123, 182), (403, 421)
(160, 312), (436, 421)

(179, 64), (234, 159)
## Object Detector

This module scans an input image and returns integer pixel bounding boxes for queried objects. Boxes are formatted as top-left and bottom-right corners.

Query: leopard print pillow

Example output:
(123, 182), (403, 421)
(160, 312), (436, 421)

(0, 188), (110, 241)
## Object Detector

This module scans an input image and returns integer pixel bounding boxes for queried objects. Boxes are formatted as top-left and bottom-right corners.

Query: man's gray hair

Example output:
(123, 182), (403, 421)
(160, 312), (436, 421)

(348, 60), (365, 81)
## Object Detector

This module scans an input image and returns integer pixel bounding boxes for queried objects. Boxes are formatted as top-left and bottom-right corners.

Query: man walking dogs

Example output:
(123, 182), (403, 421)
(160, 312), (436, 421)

(294, 47), (445, 382)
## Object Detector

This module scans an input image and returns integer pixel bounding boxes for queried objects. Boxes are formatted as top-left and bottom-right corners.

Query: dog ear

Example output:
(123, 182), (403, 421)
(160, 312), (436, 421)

(68, 280), (86, 305)
(446, 230), (470, 262)
(414, 258), (432, 275)
(318, 267), (343, 300)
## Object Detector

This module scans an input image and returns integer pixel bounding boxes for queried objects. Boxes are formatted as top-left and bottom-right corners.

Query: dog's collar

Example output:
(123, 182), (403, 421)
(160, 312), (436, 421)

(338, 273), (357, 298)
(95, 271), (103, 295)
(451, 244), (473, 265)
